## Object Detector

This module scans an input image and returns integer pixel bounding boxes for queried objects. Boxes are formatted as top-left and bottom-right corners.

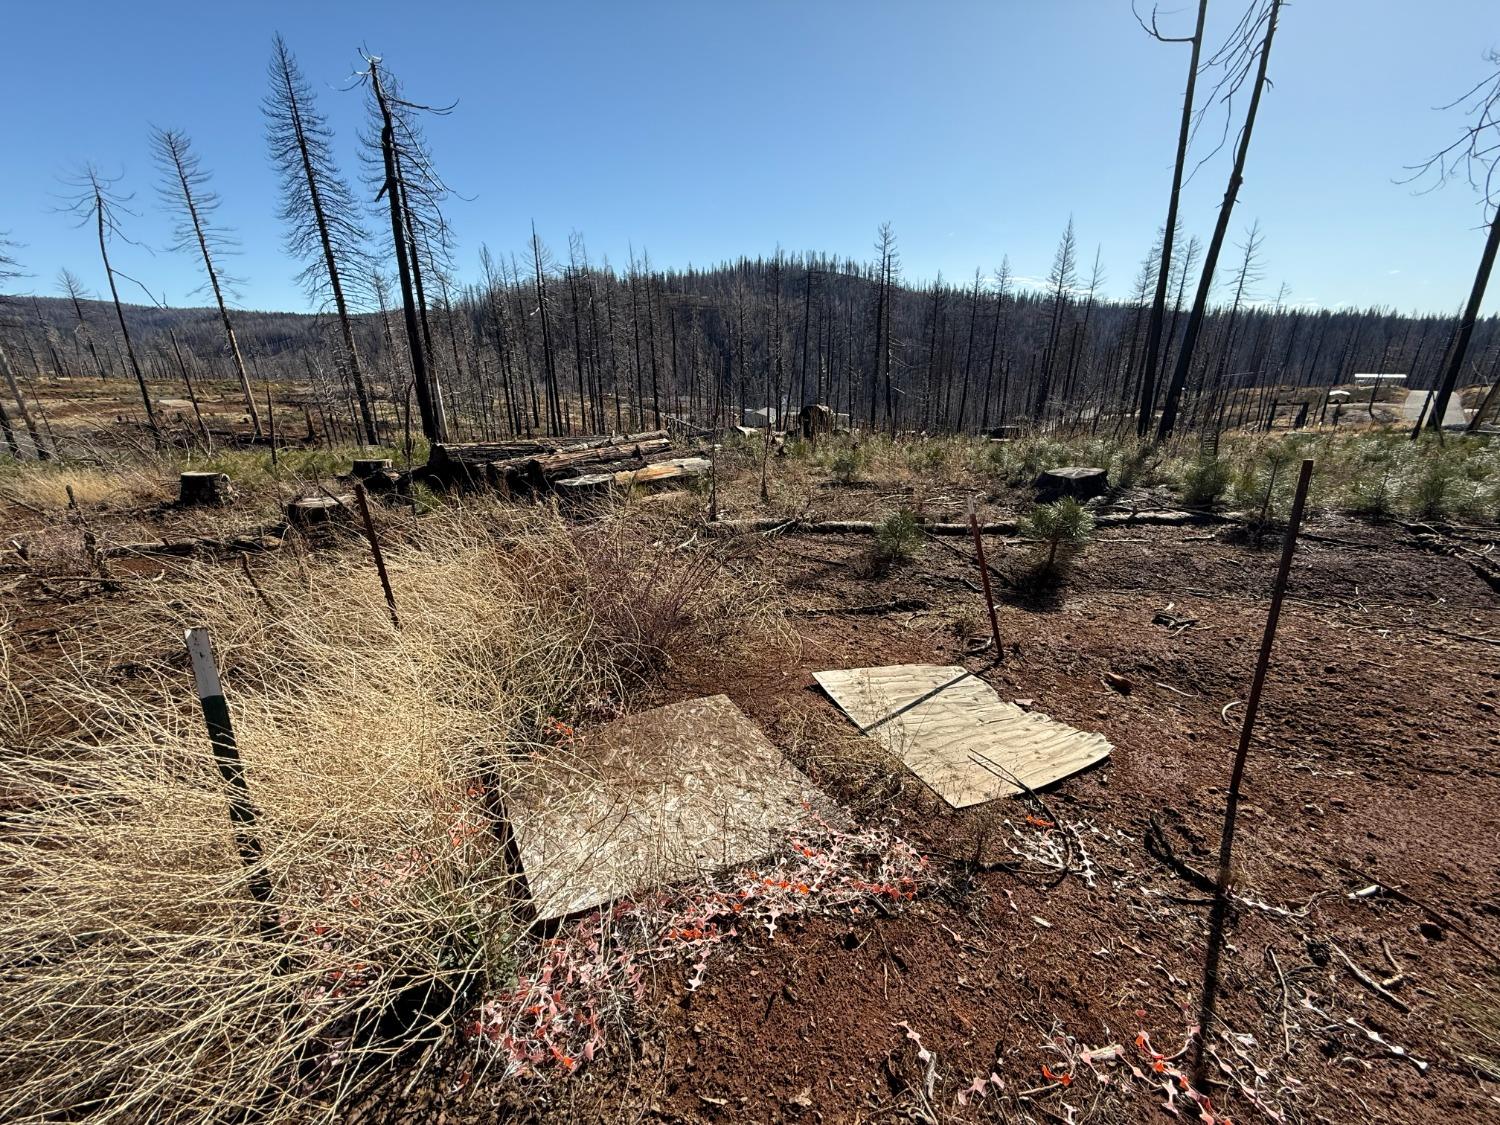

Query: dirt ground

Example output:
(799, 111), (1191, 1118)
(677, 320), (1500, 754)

(3, 414), (1497, 1123)
(333, 506), (1499, 1123)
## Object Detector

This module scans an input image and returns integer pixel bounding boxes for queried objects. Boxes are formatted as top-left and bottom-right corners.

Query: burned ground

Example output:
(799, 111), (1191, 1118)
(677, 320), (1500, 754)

(333, 511), (1498, 1124)
(2, 404), (1497, 1124)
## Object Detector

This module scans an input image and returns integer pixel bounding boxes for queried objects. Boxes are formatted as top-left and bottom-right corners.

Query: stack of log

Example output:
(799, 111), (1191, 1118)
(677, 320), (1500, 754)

(423, 430), (701, 495)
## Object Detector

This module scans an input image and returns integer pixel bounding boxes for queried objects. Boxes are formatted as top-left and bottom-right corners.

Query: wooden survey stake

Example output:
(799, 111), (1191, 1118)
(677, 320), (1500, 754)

(183, 626), (277, 930)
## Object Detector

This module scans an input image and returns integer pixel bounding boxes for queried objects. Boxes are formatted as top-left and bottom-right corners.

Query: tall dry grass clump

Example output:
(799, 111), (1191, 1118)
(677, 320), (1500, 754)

(0, 501), (779, 1122)
(0, 459), (166, 512)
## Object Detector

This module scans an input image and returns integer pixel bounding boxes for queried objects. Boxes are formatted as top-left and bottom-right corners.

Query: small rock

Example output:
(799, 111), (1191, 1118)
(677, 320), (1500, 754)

(1419, 921), (1446, 942)
(788, 1087), (813, 1109)
(1102, 671), (1133, 695)
(1014, 698), (1035, 710)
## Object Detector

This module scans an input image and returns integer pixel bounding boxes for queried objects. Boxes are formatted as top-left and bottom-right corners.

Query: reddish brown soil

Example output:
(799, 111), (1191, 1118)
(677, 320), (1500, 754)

(7, 494), (1497, 1123)
(530, 515), (1499, 1124)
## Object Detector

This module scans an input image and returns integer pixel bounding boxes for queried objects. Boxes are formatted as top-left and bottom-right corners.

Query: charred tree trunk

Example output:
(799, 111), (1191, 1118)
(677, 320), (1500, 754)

(1157, 0), (1282, 443)
(1138, 0), (1209, 438)
(370, 61), (444, 443)
(94, 190), (161, 446)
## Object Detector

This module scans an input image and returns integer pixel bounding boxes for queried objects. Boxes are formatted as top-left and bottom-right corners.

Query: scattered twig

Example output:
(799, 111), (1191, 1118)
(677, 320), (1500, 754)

(238, 552), (275, 613)
(1266, 946), (1294, 1055)
(1345, 1017), (1428, 1074)
(1340, 869), (1500, 965)
(1330, 940), (1410, 1013)
(1155, 681), (1198, 699)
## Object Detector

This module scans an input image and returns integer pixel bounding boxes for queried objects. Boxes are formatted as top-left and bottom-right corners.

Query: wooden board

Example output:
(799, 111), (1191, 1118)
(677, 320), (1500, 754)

(510, 695), (834, 921)
(813, 664), (1110, 808)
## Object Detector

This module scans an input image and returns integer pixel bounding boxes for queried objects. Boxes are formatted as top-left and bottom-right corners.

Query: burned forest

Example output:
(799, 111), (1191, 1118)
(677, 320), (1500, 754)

(1, 4), (1498, 1125)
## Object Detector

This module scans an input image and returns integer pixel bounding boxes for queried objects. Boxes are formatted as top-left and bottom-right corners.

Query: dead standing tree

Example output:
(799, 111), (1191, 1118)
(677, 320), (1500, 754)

(56, 268), (112, 381)
(1401, 51), (1500, 434)
(1135, 0), (1210, 437)
(1157, 0), (1283, 443)
(358, 53), (452, 444)
(265, 34), (378, 445)
(1033, 217), (1078, 423)
(869, 223), (899, 433)
(57, 168), (163, 446)
(151, 128), (263, 438)
(0, 237), (21, 456)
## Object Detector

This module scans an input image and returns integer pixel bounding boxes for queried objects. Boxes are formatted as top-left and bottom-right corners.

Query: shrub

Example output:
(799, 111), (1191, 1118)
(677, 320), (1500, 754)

(1410, 459), (1456, 520)
(1181, 458), (1232, 508)
(1114, 444), (1157, 490)
(872, 509), (924, 569)
(1018, 497), (1095, 572)
(830, 448), (865, 485)
(1347, 468), (1397, 519)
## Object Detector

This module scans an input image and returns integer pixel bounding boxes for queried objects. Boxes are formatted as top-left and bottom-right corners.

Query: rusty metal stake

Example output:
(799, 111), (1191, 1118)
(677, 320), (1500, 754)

(353, 482), (400, 630)
(966, 496), (1002, 659)
(1192, 457), (1314, 1088)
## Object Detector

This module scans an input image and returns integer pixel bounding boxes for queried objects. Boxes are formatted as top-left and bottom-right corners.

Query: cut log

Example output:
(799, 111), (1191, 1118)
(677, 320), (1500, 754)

(798, 403), (834, 439)
(178, 471), (233, 507)
(556, 457), (710, 496)
(1035, 466), (1109, 501)
(426, 430), (670, 489)
(508, 437), (670, 476)
(365, 468), (406, 494)
(351, 457), (392, 481)
(286, 494), (353, 527)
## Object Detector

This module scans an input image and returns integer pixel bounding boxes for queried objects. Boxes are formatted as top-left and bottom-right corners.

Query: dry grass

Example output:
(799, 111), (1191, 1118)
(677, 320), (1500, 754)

(0, 460), (167, 512)
(0, 499), (781, 1122)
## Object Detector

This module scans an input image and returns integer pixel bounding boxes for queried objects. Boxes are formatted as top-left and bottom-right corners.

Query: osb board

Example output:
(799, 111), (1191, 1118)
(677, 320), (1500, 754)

(813, 664), (1111, 808)
(510, 694), (834, 921)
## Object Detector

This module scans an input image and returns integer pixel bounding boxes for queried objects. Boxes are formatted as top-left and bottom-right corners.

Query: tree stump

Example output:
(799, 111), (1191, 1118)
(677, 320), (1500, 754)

(286, 495), (353, 527)
(1034, 466), (1108, 502)
(351, 457), (393, 481)
(178, 471), (233, 507)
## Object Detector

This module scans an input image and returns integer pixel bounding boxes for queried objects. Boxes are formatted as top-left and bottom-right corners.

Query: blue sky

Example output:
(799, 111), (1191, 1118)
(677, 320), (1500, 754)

(3, 0), (1497, 314)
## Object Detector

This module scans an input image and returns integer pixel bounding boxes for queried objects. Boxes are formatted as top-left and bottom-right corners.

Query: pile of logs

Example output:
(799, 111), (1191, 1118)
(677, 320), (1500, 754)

(423, 430), (703, 496)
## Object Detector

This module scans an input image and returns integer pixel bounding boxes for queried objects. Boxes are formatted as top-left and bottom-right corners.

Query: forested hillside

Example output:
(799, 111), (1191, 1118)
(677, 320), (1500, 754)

(6, 243), (1491, 446)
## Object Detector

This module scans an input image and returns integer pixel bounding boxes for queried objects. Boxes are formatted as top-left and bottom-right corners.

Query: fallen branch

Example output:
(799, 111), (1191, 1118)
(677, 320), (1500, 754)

(788, 597), (932, 618)
(102, 530), (286, 559)
(705, 509), (1226, 538)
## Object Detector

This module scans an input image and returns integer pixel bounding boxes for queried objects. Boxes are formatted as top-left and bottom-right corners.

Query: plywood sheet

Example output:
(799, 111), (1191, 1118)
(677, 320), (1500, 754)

(813, 664), (1110, 808)
(510, 694), (833, 920)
